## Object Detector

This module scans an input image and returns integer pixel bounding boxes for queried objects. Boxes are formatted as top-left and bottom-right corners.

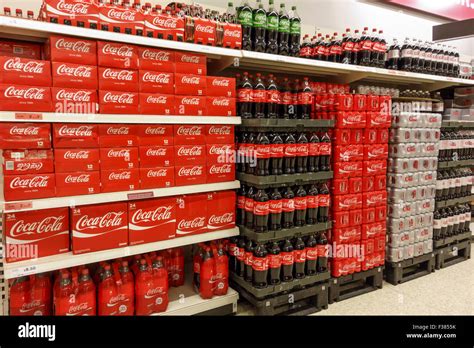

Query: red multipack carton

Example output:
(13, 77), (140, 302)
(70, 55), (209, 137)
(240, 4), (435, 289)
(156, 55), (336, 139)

(364, 144), (388, 161)
(332, 179), (349, 195)
(138, 47), (175, 72)
(0, 123), (51, 149)
(334, 161), (363, 178)
(222, 22), (242, 49)
(51, 62), (98, 90)
(99, 67), (138, 92)
(4, 208), (69, 263)
(206, 77), (236, 98)
(100, 169), (139, 193)
(191, 17), (216, 46)
(334, 145), (363, 162)
(0, 40), (41, 60)
(98, 124), (138, 147)
(139, 146), (174, 168)
(139, 93), (175, 115)
(362, 208), (376, 225)
(98, 2), (144, 35)
(4, 173), (56, 201)
(363, 160), (387, 176)
(44, 35), (97, 65)
(348, 177), (363, 194)
(128, 198), (176, 245)
(97, 41), (138, 69)
(55, 171), (100, 197)
(174, 74), (206, 96)
(363, 190), (387, 208)
(175, 193), (208, 237)
(367, 112), (391, 128)
(206, 191), (236, 231)
(361, 222), (386, 240)
(174, 145), (206, 166)
(53, 123), (99, 148)
(175, 96), (206, 116)
(206, 97), (236, 116)
(0, 84), (53, 112)
(349, 209), (363, 226)
(336, 111), (367, 129)
(51, 87), (98, 114)
(206, 144), (235, 164)
(206, 125), (234, 144)
(174, 52), (207, 75)
(332, 226), (361, 244)
(173, 125), (205, 145)
(99, 90), (139, 114)
(139, 71), (174, 94)
(0, 57), (52, 87)
(3, 149), (54, 175)
(71, 202), (128, 254)
(139, 167), (174, 189)
(54, 148), (100, 172)
(333, 194), (363, 212)
(99, 147), (139, 170)
(137, 125), (173, 146)
(207, 163), (235, 183)
(175, 165), (206, 186)
(42, 0), (99, 28)
(144, 11), (185, 41)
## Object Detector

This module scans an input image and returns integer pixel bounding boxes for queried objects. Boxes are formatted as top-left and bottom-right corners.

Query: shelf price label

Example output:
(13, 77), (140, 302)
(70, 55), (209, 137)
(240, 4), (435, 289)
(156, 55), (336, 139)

(4, 201), (33, 212)
(10, 265), (38, 278)
(15, 113), (43, 120)
(127, 191), (154, 200)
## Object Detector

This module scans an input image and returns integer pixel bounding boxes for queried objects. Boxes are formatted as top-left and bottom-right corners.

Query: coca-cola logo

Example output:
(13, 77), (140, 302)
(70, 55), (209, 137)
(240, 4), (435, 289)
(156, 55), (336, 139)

(57, 0), (90, 15)
(146, 169), (168, 177)
(56, 89), (92, 102)
(102, 44), (134, 57)
(10, 215), (64, 237)
(55, 38), (92, 53)
(107, 9), (136, 21)
(67, 302), (90, 315)
(180, 55), (200, 64)
(58, 125), (94, 137)
(340, 197), (360, 206)
(103, 92), (135, 104)
(180, 97), (201, 106)
(208, 126), (231, 135)
(146, 148), (166, 156)
(146, 95), (168, 104)
(195, 25), (214, 33)
(3, 58), (45, 74)
(142, 72), (170, 84)
(107, 294), (127, 307)
(209, 145), (231, 155)
(177, 217), (205, 230)
(209, 213), (234, 225)
(178, 166), (203, 176)
(141, 49), (171, 61)
(144, 126), (166, 135)
(9, 126), (40, 136)
(10, 176), (49, 189)
(107, 149), (130, 158)
(343, 114), (364, 124)
(64, 150), (90, 160)
(212, 98), (230, 106)
(131, 206), (172, 223)
(103, 68), (134, 81)
(212, 79), (229, 87)
(368, 163), (384, 171)
(209, 164), (232, 174)
(144, 287), (164, 299)
(75, 212), (124, 231)
(57, 63), (92, 78)
(177, 126), (202, 136)
(368, 194), (384, 203)
(181, 76), (201, 85)
(106, 127), (130, 135)
(16, 162), (43, 171)
(19, 300), (42, 313)
(177, 146), (202, 157)
(224, 29), (241, 38)
(4, 86), (45, 100)
(151, 16), (178, 28)
(65, 174), (90, 184)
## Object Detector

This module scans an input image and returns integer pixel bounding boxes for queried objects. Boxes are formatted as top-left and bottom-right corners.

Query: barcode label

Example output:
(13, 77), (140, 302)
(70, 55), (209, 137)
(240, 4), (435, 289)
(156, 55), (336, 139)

(5, 161), (14, 171)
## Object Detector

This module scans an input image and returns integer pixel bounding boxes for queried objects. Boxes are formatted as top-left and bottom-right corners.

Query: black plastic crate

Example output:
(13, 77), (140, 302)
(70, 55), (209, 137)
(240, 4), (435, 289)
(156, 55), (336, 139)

(385, 253), (436, 285)
(435, 239), (471, 270)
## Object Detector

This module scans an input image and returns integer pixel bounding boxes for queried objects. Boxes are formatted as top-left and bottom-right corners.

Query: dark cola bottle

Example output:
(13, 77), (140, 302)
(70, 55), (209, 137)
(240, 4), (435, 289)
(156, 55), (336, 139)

(290, 80), (298, 119)
(314, 33), (326, 61)
(237, 184), (247, 225)
(280, 239), (294, 282)
(289, 6), (301, 57)
(435, 171), (444, 202)
(399, 38), (413, 71)
(305, 234), (318, 275)
(446, 207), (454, 237)
(228, 236), (239, 273)
(270, 133), (284, 175)
(463, 204), (471, 232)
(299, 34), (311, 58)
(341, 29), (353, 64)
(245, 132), (256, 174)
(267, 241), (281, 284)
(238, 72), (253, 118)
(308, 133), (320, 172)
(253, 188), (269, 233)
(296, 132), (309, 174)
(294, 185), (307, 227)
(433, 209), (441, 240)
(269, 187), (283, 230)
(424, 41), (433, 74)
(237, 0), (253, 51)
(306, 184), (319, 224)
(418, 40), (426, 73)
(351, 29), (361, 65)
(282, 186), (295, 228)
(358, 27), (371, 66)
(316, 232), (328, 273)
(440, 208), (448, 239)
(279, 77), (292, 119)
(252, 244), (268, 288)
(319, 132), (331, 171)
(266, 74), (280, 118)
(318, 183), (330, 223)
(236, 237), (246, 277)
(298, 77), (312, 119)
(283, 133), (297, 174)
(452, 205), (461, 235)
(323, 34), (331, 61)
(244, 186), (255, 229)
(255, 132), (270, 176)
(266, 0), (279, 54)
(369, 28), (380, 67)
(253, 73), (266, 118)
(244, 240), (254, 282)
(253, 1), (267, 52)
(293, 237), (306, 279)
(411, 38), (420, 73)
(278, 3), (290, 56)
(376, 30), (387, 68)
(386, 39), (401, 70)
(237, 132), (247, 173)
(328, 32), (342, 63)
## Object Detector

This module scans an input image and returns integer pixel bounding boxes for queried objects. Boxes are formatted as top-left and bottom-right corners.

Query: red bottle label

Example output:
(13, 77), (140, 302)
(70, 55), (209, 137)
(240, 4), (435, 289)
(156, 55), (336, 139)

(282, 198), (295, 212)
(294, 196), (307, 210)
(294, 249), (306, 263)
(319, 194), (330, 207)
(268, 254), (282, 269)
(253, 201), (270, 216)
(252, 257), (268, 271)
(307, 195), (318, 208)
(269, 199), (283, 213)
(306, 247), (318, 260)
(281, 251), (294, 265)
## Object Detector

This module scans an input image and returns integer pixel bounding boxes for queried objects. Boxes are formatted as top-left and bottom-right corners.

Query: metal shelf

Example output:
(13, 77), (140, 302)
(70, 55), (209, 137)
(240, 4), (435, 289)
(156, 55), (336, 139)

(240, 119), (334, 129)
(237, 171), (333, 188)
(3, 227), (239, 279)
(438, 159), (474, 168)
(239, 221), (332, 242)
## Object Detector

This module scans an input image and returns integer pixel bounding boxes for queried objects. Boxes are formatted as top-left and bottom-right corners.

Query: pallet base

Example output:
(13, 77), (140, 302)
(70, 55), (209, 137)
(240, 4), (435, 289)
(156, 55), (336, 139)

(433, 231), (472, 249)
(435, 240), (471, 270)
(385, 253), (436, 285)
(329, 267), (384, 304)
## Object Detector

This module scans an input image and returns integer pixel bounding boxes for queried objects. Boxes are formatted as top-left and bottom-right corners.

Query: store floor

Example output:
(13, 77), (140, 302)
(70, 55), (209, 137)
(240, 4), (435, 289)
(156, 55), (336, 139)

(237, 245), (474, 316)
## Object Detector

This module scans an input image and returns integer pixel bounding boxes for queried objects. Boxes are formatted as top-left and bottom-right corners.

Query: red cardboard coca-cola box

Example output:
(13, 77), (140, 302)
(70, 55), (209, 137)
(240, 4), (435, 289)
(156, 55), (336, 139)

(367, 112), (391, 128)
(0, 123), (51, 149)
(144, 12), (185, 41)
(54, 148), (100, 172)
(332, 226), (361, 244)
(52, 62), (98, 90)
(336, 111), (367, 129)
(0, 84), (53, 112)
(375, 205), (387, 222)
(97, 41), (138, 70)
(173, 125), (205, 145)
(333, 129), (351, 145)
(361, 222), (386, 240)
(174, 144), (206, 166)
(333, 194), (363, 212)
(0, 40), (41, 60)
(362, 207), (376, 224)
(223, 23), (242, 49)
(207, 144), (235, 164)
(363, 160), (387, 176)
(364, 144), (388, 160)
(192, 18), (216, 46)
(174, 52), (206, 75)
(333, 179), (349, 195)
(364, 128), (378, 144)
(349, 177), (363, 194)
(100, 147), (139, 170)
(2, 149), (53, 176)
(333, 211), (350, 228)
(176, 193), (208, 237)
(100, 169), (139, 193)
(206, 97), (236, 116)
(99, 67), (138, 92)
(45, 35), (97, 65)
(4, 173), (56, 201)
(55, 171), (100, 197)
(175, 74), (206, 96)
(207, 163), (235, 183)
(175, 165), (206, 186)
(139, 71), (174, 94)
(0, 57), (51, 87)
(139, 93), (175, 115)
(4, 208), (69, 263)
(349, 209), (363, 226)
(71, 202), (128, 254)
(53, 123), (99, 148)
(206, 77), (236, 97)
(334, 145), (364, 162)
(207, 191), (236, 231)
(99, 3), (144, 35)
(99, 90), (139, 114)
(138, 125), (173, 146)
(363, 190), (387, 208)
(128, 198), (176, 245)
(375, 175), (386, 191)
(51, 87), (98, 114)
(363, 176), (375, 192)
(206, 125), (234, 144)
(175, 96), (206, 116)
(42, 0), (99, 29)
(334, 161), (363, 179)
(139, 145), (174, 168)
(139, 167), (174, 189)
(138, 47), (175, 72)
(98, 124), (138, 147)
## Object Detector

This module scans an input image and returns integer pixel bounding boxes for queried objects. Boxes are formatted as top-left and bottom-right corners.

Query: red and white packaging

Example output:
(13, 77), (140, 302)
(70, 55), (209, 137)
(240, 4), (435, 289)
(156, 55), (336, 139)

(51, 87), (98, 114)
(98, 124), (138, 147)
(52, 62), (98, 90)
(99, 67), (138, 92)
(139, 71), (174, 94)
(206, 191), (236, 231)
(71, 202), (128, 254)
(54, 148), (100, 172)
(144, 12), (185, 41)
(0, 123), (51, 149)
(138, 47), (174, 72)
(2, 149), (54, 175)
(175, 194), (208, 237)
(206, 77), (236, 97)
(349, 177), (363, 194)
(42, 0), (99, 29)
(174, 52), (207, 75)
(336, 111), (367, 129)
(206, 97), (236, 116)
(191, 18), (216, 46)
(207, 144), (234, 164)
(0, 40), (41, 60)
(334, 161), (363, 178)
(139, 146), (174, 168)
(332, 226), (361, 244)
(364, 144), (388, 160)
(100, 147), (139, 170)
(4, 208), (69, 263)
(207, 163), (235, 183)
(174, 74), (206, 96)
(98, 90), (139, 114)
(97, 41), (138, 69)
(334, 145), (363, 162)
(100, 169), (139, 193)
(361, 222), (386, 240)
(174, 145), (206, 166)
(333, 194), (363, 212)
(139, 93), (175, 115)
(173, 125), (205, 145)
(53, 123), (99, 148)
(363, 190), (387, 208)
(175, 96), (206, 116)
(3, 174), (56, 201)
(223, 23), (242, 49)
(333, 179), (349, 195)
(55, 171), (100, 196)
(98, 4), (144, 35)
(364, 160), (387, 176)
(138, 125), (173, 146)
(44, 35), (97, 65)
(206, 125), (234, 144)
(0, 84), (53, 112)
(139, 167), (174, 189)
(0, 57), (51, 87)
(175, 165), (206, 186)
(128, 198), (176, 245)
(367, 112), (391, 128)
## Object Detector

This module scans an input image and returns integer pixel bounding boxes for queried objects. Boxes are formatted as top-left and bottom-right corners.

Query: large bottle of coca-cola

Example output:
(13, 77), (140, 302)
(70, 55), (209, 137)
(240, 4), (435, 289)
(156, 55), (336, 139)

(351, 29), (361, 65)
(236, 237), (246, 277)
(255, 132), (270, 176)
(253, 1), (267, 52)
(319, 132), (331, 171)
(237, 184), (247, 225)
(253, 188), (269, 232)
(278, 3), (290, 56)
(386, 39), (400, 70)
(237, 0), (253, 51)
(308, 133), (320, 172)
(253, 73), (267, 118)
(266, 74), (280, 118)
(289, 6), (301, 57)
(252, 243), (268, 288)
(294, 185), (307, 227)
(295, 132), (308, 173)
(280, 239), (294, 282)
(341, 28), (353, 64)
(376, 30), (387, 67)
(316, 231), (328, 272)
(228, 236), (239, 273)
(306, 184), (319, 224)
(244, 186), (255, 229)
(279, 77), (292, 119)
(369, 28), (380, 67)
(323, 34), (331, 61)
(328, 32), (342, 63)
(282, 186), (295, 228)
(293, 237), (306, 279)
(299, 34), (312, 58)
(399, 38), (413, 71)
(245, 132), (256, 174)
(314, 33), (325, 61)
(266, 0), (279, 54)
(269, 187), (283, 230)
(244, 240), (254, 282)
(358, 27), (372, 66)
(267, 241), (281, 284)
(270, 133), (284, 175)
(237, 72), (253, 118)
(283, 133), (297, 174)
(318, 183), (330, 222)
(298, 77), (312, 119)
(305, 234), (318, 275)
(411, 38), (420, 72)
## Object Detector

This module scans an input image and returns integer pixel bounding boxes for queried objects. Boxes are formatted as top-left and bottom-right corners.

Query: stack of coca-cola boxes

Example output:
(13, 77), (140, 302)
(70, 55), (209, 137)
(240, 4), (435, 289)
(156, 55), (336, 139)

(386, 108), (441, 262)
(331, 92), (391, 277)
(311, 83), (350, 120)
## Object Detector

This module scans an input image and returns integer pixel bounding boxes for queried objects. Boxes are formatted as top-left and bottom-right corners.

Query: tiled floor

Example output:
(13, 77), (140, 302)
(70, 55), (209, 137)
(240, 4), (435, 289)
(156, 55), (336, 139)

(237, 245), (474, 316)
